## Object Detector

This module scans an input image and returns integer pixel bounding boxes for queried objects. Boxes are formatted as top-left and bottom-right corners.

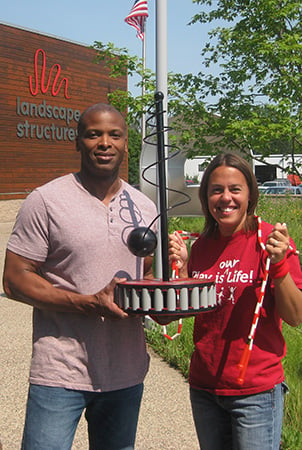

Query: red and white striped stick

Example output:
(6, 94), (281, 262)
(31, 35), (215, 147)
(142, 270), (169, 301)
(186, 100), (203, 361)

(175, 230), (200, 240)
(162, 230), (200, 339)
(162, 230), (200, 340)
(162, 260), (183, 340)
(237, 217), (270, 384)
(237, 216), (299, 385)
(237, 258), (270, 384)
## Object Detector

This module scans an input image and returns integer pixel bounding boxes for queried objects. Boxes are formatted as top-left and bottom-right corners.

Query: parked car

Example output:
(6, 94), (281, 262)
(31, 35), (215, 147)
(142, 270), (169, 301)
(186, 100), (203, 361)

(288, 186), (302, 195)
(258, 186), (269, 194)
(264, 186), (302, 195)
(262, 179), (291, 187)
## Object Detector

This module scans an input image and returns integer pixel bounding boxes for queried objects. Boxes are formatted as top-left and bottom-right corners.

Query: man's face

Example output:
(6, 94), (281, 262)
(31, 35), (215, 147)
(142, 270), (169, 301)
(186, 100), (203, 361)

(77, 109), (126, 178)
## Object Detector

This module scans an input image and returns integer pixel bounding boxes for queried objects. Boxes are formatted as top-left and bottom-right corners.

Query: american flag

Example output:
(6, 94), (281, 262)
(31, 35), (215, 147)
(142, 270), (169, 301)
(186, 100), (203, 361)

(125, 0), (148, 40)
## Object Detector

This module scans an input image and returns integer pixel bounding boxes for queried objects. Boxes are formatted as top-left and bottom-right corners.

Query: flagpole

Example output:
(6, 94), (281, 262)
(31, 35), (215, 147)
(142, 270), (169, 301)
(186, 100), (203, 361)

(156, 0), (168, 113)
(124, 0), (148, 147)
(155, 0), (168, 279)
(141, 21), (146, 145)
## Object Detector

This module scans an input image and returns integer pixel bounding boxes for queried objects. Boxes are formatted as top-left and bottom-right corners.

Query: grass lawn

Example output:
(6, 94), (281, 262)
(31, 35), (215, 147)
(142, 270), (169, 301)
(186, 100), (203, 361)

(147, 196), (302, 449)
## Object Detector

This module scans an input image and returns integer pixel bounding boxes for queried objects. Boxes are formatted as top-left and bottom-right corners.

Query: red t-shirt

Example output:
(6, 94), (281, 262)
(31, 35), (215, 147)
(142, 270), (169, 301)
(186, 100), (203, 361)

(188, 222), (302, 395)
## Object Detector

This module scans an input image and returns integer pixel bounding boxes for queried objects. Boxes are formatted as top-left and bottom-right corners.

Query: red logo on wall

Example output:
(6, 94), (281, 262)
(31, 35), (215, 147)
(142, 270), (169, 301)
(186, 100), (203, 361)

(29, 48), (71, 99)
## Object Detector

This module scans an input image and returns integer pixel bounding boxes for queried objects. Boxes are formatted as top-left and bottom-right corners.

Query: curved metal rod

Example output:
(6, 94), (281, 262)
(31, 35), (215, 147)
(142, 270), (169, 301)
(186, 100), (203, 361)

(141, 91), (192, 280)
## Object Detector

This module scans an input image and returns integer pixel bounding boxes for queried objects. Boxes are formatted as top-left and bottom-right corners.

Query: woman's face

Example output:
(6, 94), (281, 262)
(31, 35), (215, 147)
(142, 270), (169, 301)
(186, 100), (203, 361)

(207, 165), (250, 236)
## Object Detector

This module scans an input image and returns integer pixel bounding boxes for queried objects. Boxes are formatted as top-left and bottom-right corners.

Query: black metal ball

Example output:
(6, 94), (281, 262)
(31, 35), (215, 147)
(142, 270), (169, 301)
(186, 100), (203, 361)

(127, 227), (157, 257)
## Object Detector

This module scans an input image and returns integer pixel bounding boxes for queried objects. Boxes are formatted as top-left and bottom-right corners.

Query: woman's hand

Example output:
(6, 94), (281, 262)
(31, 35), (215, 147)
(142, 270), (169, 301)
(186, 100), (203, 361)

(168, 232), (189, 277)
(265, 223), (302, 327)
(266, 222), (290, 264)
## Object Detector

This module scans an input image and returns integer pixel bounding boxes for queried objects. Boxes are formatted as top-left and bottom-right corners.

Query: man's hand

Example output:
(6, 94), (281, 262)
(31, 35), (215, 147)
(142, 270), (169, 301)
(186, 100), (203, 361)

(93, 277), (128, 319)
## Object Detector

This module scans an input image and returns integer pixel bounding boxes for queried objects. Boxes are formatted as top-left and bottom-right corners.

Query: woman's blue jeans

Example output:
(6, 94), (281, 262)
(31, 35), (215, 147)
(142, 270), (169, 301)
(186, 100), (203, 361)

(190, 383), (287, 450)
(21, 383), (144, 450)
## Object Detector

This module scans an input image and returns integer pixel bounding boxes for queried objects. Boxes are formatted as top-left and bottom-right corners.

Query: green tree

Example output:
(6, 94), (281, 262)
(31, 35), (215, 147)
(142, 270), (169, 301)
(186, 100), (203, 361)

(93, 42), (155, 128)
(186, 0), (302, 177)
(92, 0), (302, 178)
(127, 127), (141, 185)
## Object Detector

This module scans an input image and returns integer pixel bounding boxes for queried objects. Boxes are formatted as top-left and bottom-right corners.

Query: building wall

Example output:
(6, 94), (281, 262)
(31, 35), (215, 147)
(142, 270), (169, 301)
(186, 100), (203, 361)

(0, 23), (127, 199)
(184, 156), (209, 182)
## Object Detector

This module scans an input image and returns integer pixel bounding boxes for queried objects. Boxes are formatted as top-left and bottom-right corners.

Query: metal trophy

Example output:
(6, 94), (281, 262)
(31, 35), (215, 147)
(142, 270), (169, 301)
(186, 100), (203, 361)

(117, 92), (217, 315)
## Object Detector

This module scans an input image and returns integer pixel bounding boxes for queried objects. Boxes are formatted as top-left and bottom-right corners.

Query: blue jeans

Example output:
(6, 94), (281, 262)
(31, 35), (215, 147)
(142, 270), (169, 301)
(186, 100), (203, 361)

(190, 383), (287, 450)
(21, 383), (144, 450)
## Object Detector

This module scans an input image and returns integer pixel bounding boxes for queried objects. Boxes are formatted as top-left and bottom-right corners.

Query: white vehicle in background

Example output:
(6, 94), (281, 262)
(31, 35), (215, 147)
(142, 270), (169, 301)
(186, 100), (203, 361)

(264, 186), (302, 195)
(258, 186), (270, 194)
(287, 186), (302, 195)
(262, 179), (291, 187)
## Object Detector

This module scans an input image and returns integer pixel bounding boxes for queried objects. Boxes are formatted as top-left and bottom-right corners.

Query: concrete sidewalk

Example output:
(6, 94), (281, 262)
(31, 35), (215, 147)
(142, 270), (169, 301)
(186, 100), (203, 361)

(0, 201), (199, 450)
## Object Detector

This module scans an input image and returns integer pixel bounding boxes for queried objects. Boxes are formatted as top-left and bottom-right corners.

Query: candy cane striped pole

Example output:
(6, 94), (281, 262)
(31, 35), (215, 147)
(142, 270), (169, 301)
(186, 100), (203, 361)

(175, 230), (200, 239)
(237, 217), (270, 385)
(237, 257), (270, 384)
(162, 261), (183, 340)
(162, 230), (199, 340)
(237, 216), (299, 385)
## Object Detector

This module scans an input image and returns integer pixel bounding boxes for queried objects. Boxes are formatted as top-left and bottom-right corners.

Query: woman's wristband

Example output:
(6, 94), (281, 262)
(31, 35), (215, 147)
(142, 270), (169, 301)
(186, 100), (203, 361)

(269, 258), (290, 279)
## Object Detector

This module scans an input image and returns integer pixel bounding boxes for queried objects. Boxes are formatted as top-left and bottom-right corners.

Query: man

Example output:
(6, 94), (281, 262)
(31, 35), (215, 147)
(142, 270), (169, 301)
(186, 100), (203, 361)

(3, 103), (157, 449)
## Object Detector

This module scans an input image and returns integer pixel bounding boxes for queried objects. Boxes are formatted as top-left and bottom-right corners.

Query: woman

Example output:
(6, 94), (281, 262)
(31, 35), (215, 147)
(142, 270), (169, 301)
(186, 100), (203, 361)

(168, 153), (302, 449)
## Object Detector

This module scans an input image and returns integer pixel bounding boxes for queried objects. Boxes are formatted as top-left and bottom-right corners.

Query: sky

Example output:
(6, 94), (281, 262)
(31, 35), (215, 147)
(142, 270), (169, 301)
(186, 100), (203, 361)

(1, 0), (213, 94)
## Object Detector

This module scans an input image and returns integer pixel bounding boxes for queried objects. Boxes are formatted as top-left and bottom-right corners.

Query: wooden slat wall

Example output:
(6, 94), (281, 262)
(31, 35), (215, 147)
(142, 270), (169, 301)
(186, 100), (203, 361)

(0, 23), (128, 199)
